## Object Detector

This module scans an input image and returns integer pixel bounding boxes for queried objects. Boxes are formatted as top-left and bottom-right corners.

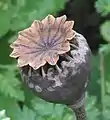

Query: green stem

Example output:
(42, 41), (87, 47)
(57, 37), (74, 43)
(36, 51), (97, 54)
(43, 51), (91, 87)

(99, 53), (105, 119)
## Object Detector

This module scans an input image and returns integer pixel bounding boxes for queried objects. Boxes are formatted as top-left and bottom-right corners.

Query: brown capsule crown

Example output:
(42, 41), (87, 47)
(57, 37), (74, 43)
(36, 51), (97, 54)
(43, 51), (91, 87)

(10, 15), (75, 69)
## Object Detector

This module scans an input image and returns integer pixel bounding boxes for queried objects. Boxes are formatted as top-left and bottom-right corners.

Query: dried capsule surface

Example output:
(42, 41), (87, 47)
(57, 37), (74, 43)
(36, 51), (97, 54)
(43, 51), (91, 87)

(20, 33), (91, 105)
(10, 15), (75, 70)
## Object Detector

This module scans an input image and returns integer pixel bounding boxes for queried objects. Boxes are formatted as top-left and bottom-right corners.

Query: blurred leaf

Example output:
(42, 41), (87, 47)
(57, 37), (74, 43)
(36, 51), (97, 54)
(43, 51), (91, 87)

(95, 0), (110, 16)
(20, 106), (37, 120)
(0, 0), (66, 36)
(103, 53), (110, 83)
(103, 95), (110, 108)
(0, 0), (15, 37)
(0, 95), (38, 120)
(99, 44), (110, 54)
(103, 109), (110, 120)
(88, 55), (101, 99)
(10, 0), (66, 31)
(0, 65), (24, 101)
(86, 93), (100, 120)
(100, 21), (110, 42)
(106, 81), (110, 93)
(53, 104), (65, 118)
(31, 97), (68, 119)
(63, 114), (73, 120)
(31, 98), (54, 116)
(8, 35), (17, 44)
(22, 84), (38, 110)
(0, 110), (10, 120)
(0, 95), (22, 120)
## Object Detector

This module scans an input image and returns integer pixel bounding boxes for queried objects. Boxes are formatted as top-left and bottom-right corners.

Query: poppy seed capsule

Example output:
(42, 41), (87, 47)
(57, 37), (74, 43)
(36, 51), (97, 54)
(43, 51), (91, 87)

(20, 32), (91, 105)
(10, 15), (91, 106)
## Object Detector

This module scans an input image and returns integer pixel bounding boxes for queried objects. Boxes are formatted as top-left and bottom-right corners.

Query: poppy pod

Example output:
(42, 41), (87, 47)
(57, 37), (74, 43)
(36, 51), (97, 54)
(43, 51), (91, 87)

(10, 15), (91, 120)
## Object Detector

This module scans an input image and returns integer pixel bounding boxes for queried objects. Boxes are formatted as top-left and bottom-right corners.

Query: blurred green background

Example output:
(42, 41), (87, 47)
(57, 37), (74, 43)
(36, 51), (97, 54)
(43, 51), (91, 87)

(0, 0), (110, 120)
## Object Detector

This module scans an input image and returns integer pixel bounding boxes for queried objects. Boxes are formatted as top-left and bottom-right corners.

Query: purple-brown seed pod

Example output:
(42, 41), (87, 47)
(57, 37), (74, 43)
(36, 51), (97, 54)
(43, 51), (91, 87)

(10, 15), (74, 70)
(10, 15), (91, 120)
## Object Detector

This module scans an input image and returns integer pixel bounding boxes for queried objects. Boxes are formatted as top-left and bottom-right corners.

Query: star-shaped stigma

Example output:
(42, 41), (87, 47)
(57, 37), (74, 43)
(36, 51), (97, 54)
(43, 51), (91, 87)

(10, 15), (75, 69)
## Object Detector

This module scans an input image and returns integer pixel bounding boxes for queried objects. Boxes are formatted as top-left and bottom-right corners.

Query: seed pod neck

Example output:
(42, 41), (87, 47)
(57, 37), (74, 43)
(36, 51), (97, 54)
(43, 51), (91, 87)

(68, 95), (87, 120)
(73, 105), (87, 120)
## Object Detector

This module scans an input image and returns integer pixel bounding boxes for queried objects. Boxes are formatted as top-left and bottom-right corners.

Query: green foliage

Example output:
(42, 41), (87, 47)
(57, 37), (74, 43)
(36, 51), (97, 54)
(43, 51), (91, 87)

(86, 94), (100, 120)
(0, 0), (66, 36)
(0, 65), (24, 101)
(0, 95), (38, 120)
(99, 44), (110, 54)
(0, 110), (10, 120)
(20, 106), (37, 120)
(95, 1), (110, 119)
(95, 0), (110, 16)
(96, 0), (110, 54)
(100, 21), (110, 42)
